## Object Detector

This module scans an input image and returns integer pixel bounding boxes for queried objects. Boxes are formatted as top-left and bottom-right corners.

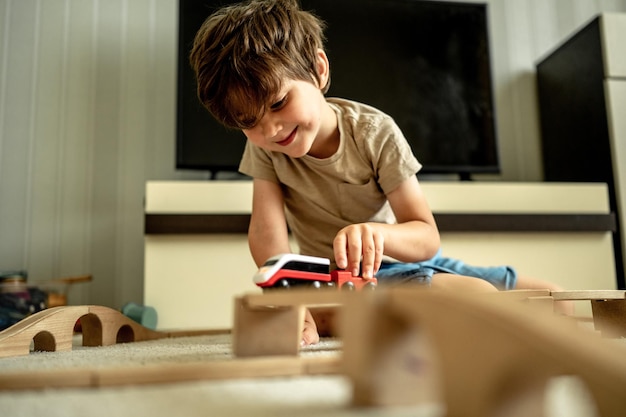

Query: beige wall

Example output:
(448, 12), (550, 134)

(1, 0), (625, 309)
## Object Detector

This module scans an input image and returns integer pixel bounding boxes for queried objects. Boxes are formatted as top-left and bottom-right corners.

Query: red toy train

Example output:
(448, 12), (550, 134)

(253, 253), (377, 290)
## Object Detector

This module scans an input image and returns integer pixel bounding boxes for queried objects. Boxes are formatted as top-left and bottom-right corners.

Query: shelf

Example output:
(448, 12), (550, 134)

(144, 213), (616, 235)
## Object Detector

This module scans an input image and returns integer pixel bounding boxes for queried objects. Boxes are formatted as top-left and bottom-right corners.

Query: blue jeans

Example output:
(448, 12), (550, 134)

(375, 250), (517, 290)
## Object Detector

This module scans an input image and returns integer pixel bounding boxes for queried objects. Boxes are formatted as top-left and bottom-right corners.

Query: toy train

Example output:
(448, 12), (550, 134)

(253, 253), (377, 290)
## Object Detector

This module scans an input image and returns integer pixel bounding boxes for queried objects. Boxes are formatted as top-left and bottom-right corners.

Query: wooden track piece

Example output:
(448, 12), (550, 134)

(231, 289), (626, 359)
(500, 290), (626, 327)
(488, 289), (552, 299)
(0, 305), (168, 358)
(232, 290), (346, 357)
(341, 288), (626, 417)
(551, 290), (625, 300)
(232, 296), (305, 357)
(0, 287), (625, 416)
(549, 290), (626, 337)
(243, 290), (344, 308)
(592, 298), (626, 338)
(0, 355), (341, 391)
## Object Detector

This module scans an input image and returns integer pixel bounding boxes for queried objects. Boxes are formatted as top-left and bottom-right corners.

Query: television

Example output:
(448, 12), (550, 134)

(176, 0), (499, 179)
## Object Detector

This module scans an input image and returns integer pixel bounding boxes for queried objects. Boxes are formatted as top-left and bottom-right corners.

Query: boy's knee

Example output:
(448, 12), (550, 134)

(431, 273), (498, 293)
(471, 277), (499, 292)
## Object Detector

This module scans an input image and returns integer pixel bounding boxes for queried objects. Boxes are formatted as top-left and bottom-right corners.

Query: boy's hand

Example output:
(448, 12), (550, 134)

(333, 223), (384, 279)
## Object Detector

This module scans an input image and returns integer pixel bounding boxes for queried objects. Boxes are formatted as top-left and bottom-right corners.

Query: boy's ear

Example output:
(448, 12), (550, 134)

(316, 49), (330, 90)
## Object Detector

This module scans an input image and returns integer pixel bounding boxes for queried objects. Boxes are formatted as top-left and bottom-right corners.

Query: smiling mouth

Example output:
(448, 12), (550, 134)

(275, 127), (297, 146)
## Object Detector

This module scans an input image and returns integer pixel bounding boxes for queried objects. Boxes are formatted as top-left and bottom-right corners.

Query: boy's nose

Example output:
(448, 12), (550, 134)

(259, 116), (282, 139)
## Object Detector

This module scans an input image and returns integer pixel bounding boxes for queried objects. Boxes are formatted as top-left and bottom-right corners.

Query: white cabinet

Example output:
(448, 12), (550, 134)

(144, 181), (616, 329)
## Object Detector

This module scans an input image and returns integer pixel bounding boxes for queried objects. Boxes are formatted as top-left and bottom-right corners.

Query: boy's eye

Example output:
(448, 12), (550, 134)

(270, 96), (287, 110)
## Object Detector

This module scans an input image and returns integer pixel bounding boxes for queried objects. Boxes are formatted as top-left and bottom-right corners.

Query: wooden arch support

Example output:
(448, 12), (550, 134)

(0, 305), (167, 358)
(341, 288), (626, 417)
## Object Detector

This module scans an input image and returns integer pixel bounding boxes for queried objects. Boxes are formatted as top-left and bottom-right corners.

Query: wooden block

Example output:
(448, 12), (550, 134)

(0, 368), (95, 391)
(591, 299), (626, 338)
(96, 356), (305, 387)
(304, 355), (342, 375)
(341, 290), (442, 407)
(526, 295), (556, 314)
(231, 290), (349, 357)
(243, 289), (343, 309)
(0, 356), (341, 390)
(491, 289), (552, 300)
(232, 296), (304, 357)
(551, 290), (626, 300)
(342, 288), (626, 416)
(164, 328), (231, 338)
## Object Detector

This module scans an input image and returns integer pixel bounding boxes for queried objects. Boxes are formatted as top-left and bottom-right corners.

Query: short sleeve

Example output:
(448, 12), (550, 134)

(238, 141), (279, 183)
(357, 115), (422, 195)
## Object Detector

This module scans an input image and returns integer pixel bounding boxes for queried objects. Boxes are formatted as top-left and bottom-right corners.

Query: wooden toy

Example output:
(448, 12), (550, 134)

(528, 290), (626, 336)
(0, 354), (340, 391)
(0, 304), (173, 358)
(590, 296), (626, 337)
(1, 287), (625, 417)
(232, 289), (344, 357)
(340, 288), (626, 416)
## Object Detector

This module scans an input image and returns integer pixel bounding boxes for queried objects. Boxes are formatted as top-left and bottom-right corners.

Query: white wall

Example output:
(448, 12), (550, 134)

(1, 0), (625, 309)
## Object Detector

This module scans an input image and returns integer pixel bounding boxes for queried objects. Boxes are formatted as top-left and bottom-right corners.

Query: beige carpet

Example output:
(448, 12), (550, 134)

(0, 332), (609, 417)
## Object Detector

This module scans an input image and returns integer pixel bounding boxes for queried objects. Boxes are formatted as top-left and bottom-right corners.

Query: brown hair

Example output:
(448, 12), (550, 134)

(189, 0), (328, 129)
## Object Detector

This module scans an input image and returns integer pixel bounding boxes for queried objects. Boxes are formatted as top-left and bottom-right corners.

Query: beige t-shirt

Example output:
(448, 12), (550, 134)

(239, 97), (422, 264)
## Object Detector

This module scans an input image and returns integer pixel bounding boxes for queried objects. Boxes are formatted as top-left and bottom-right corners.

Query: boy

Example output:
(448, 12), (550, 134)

(190, 0), (571, 345)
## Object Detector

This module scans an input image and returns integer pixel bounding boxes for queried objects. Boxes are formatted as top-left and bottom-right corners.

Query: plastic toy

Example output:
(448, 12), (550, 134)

(253, 253), (377, 290)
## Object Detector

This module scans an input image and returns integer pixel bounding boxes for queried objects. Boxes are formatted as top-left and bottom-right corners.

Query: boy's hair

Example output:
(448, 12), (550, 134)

(189, 0), (329, 129)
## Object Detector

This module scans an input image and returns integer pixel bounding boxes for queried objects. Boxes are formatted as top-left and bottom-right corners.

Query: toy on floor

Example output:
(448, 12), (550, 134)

(233, 288), (626, 416)
(0, 271), (47, 331)
(0, 305), (170, 358)
(340, 288), (626, 416)
(253, 253), (377, 290)
(121, 302), (158, 330)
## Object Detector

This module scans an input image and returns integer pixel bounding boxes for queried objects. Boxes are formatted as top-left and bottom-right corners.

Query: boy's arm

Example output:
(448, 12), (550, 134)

(248, 178), (320, 346)
(248, 178), (292, 267)
(334, 175), (440, 278)
(383, 175), (441, 260)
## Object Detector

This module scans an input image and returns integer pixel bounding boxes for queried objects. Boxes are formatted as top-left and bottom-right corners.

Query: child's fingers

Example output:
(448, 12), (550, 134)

(361, 232), (384, 279)
(333, 233), (348, 269)
(334, 227), (362, 274)
(345, 230), (362, 276)
(360, 233), (376, 279)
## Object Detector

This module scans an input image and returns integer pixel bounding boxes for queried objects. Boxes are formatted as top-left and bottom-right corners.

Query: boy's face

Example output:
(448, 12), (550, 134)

(241, 77), (329, 159)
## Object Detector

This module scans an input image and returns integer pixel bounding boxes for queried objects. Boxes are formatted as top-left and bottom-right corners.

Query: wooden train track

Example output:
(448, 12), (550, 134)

(0, 304), (226, 358)
(0, 289), (625, 416)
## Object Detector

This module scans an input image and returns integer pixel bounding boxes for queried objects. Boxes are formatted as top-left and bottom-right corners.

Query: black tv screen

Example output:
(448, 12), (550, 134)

(176, 0), (499, 178)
